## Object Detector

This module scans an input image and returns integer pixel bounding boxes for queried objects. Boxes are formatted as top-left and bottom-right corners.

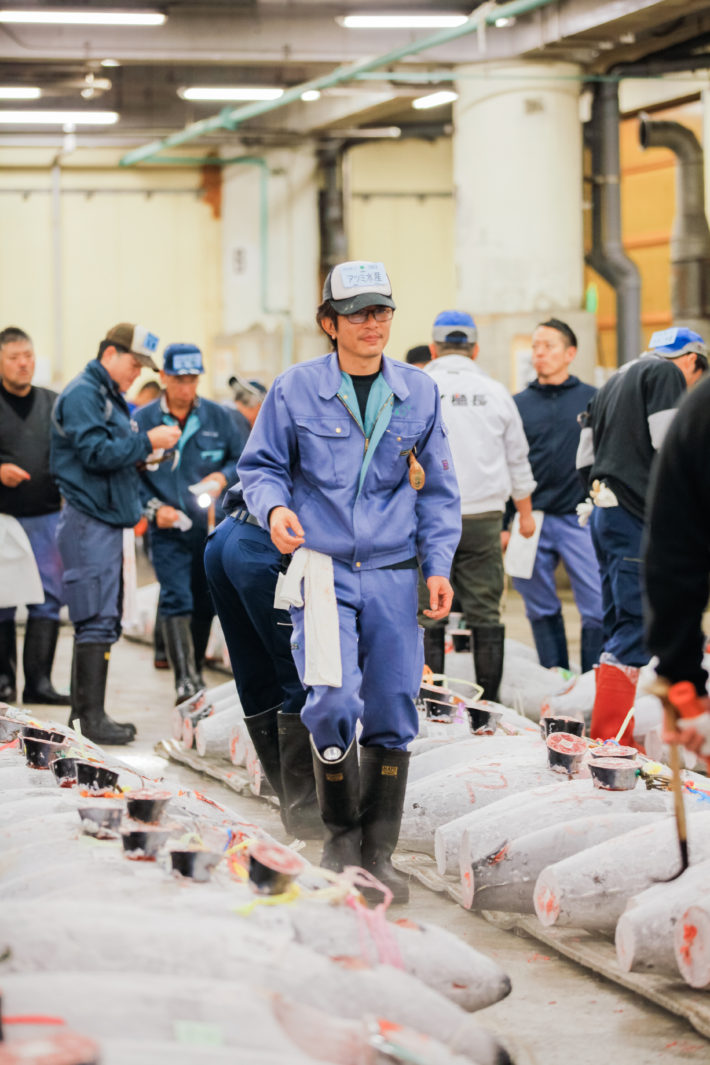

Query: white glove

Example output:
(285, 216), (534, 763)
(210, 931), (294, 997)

(144, 448), (164, 472)
(189, 477), (223, 500)
(576, 498), (593, 527)
(172, 510), (193, 532)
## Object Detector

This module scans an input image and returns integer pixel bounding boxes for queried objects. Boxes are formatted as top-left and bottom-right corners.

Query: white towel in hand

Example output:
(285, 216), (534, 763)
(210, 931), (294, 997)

(279, 548), (342, 687)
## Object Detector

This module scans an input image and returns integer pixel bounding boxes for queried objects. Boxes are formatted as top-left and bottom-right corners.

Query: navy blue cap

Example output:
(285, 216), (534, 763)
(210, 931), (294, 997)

(163, 342), (204, 375)
(432, 310), (477, 345)
(649, 327), (706, 358)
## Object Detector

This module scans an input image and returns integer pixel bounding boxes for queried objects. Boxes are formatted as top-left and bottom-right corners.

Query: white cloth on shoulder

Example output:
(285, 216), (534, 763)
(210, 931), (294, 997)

(278, 547), (342, 687)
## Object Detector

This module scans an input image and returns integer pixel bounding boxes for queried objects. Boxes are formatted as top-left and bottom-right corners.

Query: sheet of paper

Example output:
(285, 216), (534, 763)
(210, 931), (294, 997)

(503, 510), (544, 580)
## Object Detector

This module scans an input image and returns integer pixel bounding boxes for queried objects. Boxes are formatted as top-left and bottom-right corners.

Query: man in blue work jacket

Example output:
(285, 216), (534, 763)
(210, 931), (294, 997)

(51, 323), (181, 744)
(135, 343), (243, 703)
(238, 261), (461, 902)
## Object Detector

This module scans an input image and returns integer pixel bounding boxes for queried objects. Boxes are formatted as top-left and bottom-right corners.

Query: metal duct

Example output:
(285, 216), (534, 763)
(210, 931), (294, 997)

(639, 114), (710, 334)
(586, 80), (642, 365)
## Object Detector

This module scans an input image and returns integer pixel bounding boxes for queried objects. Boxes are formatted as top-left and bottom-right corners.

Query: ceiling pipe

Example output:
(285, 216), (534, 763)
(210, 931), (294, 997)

(119, 0), (559, 167)
(639, 113), (710, 333)
(586, 80), (642, 365)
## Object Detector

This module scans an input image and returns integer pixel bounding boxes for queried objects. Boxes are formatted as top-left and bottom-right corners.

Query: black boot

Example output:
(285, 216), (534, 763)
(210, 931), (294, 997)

(530, 612), (569, 670)
(153, 610), (168, 669)
(360, 746), (410, 904)
(311, 738), (361, 872)
(244, 705), (286, 817)
(423, 626), (445, 677)
(22, 617), (70, 705)
(191, 612), (213, 690)
(581, 623), (604, 674)
(162, 615), (200, 704)
(0, 619), (17, 702)
(472, 624), (505, 702)
(70, 642), (136, 745)
(277, 711), (322, 839)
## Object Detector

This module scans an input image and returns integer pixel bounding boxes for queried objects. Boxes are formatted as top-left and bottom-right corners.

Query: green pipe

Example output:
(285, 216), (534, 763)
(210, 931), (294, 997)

(119, 0), (560, 167)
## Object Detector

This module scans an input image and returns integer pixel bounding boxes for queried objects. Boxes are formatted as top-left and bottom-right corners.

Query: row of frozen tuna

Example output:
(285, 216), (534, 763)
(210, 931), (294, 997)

(0, 704), (517, 1065)
(396, 677), (710, 991)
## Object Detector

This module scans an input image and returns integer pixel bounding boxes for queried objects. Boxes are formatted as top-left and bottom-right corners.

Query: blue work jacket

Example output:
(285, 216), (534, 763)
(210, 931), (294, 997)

(135, 394), (243, 527)
(50, 359), (152, 528)
(238, 351), (461, 578)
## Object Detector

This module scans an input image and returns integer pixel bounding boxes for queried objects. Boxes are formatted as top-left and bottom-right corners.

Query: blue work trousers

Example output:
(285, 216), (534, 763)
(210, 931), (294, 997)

(512, 512), (603, 625)
(289, 561), (423, 753)
(151, 523), (213, 622)
(0, 511), (64, 622)
(204, 514), (305, 718)
(589, 504), (647, 667)
(56, 504), (123, 644)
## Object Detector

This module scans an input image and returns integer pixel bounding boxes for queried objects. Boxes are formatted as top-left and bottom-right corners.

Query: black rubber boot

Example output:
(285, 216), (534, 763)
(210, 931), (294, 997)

(472, 624), (505, 702)
(581, 623), (605, 674)
(70, 642), (136, 745)
(311, 738), (361, 872)
(423, 626), (445, 678)
(359, 746), (410, 904)
(530, 612), (569, 670)
(22, 617), (70, 705)
(162, 615), (200, 705)
(191, 612), (213, 690)
(153, 610), (168, 669)
(244, 705), (286, 817)
(277, 711), (322, 839)
(0, 619), (17, 703)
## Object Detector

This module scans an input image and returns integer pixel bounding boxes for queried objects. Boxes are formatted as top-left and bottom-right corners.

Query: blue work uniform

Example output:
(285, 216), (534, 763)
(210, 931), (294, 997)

(50, 359), (153, 643)
(135, 395), (243, 617)
(204, 482), (305, 718)
(238, 351), (461, 752)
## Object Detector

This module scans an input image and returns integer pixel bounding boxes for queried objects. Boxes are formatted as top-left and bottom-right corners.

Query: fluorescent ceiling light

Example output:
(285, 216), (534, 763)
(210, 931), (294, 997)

(494, 16), (516, 27)
(0, 86), (41, 99)
(0, 110), (118, 125)
(179, 86), (284, 102)
(0, 9), (165, 25)
(412, 90), (458, 110)
(341, 14), (468, 29)
(301, 90), (321, 102)
(101, 59), (121, 68)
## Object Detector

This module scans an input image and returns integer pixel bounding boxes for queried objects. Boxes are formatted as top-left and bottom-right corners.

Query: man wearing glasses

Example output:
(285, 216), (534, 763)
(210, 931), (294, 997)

(238, 261), (461, 902)
(51, 323), (180, 744)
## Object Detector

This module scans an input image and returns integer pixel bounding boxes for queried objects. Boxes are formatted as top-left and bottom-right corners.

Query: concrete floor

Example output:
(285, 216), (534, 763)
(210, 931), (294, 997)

(18, 583), (709, 1065)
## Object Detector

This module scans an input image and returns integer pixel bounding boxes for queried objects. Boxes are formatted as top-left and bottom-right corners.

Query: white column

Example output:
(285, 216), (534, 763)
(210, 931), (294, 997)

(453, 60), (593, 384)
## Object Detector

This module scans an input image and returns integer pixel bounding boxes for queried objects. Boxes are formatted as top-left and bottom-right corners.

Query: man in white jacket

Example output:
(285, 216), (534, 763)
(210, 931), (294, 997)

(424, 310), (536, 699)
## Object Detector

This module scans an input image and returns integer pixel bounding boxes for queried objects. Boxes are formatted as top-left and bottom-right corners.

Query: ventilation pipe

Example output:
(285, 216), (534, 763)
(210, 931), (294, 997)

(639, 114), (710, 336)
(318, 143), (347, 285)
(586, 80), (642, 364)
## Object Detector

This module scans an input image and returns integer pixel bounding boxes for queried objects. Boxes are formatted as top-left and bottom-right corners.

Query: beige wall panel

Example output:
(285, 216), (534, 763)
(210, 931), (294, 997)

(0, 193), (54, 376)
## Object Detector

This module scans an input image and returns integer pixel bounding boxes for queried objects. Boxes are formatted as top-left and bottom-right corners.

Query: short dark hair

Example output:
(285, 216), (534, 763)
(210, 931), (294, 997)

(137, 380), (161, 398)
(0, 326), (31, 349)
(96, 338), (128, 360)
(316, 300), (338, 350)
(405, 345), (432, 366)
(537, 318), (577, 349)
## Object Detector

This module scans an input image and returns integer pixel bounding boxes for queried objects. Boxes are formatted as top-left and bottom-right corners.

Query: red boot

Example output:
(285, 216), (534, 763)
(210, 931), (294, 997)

(590, 661), (639, 745)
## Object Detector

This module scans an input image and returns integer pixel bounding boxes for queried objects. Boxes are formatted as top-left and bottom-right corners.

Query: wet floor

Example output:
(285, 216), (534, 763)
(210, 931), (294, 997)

(18, 585), (709, 1065)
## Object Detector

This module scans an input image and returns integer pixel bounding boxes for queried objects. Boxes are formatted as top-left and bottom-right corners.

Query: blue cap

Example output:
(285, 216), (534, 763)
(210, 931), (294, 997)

(163, 342), (204, 375)
(432, 310), (477, 345)
(649, 327), (706, 358)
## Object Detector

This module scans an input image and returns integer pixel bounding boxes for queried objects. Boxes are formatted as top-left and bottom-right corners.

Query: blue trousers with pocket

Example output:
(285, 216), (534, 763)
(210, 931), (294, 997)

(204, 513), (305, 718)
(56, 503), (123, 644)
(0, 511), (64, 622)
(288, 560), (423, 753)
(589, 504), (647, 666)
(512, 512), (603, 625)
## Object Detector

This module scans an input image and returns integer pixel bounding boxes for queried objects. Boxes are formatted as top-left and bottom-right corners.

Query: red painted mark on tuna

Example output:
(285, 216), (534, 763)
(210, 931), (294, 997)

(679, 923), (698, 963)
(0, 737), (18, 751)
(527, 953), (550, 962)
(486, 844), (509, 866)
(459, 764), (509, 804)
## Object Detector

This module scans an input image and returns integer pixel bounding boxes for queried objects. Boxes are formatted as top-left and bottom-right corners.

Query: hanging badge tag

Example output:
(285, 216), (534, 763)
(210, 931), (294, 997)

(408, 451), (425, 491)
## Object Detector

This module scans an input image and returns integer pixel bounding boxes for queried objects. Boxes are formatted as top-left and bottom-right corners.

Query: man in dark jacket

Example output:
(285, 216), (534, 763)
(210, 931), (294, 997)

(51, 323), (180, 743)
(135, 343), (243, 703)
(578, 326), (707, 744)
(0, 326), (68, 705)
(512, 319), (603, 674)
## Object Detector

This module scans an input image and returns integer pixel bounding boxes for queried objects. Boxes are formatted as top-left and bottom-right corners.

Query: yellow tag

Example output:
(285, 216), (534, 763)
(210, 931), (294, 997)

(408, 453), (425, 491)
